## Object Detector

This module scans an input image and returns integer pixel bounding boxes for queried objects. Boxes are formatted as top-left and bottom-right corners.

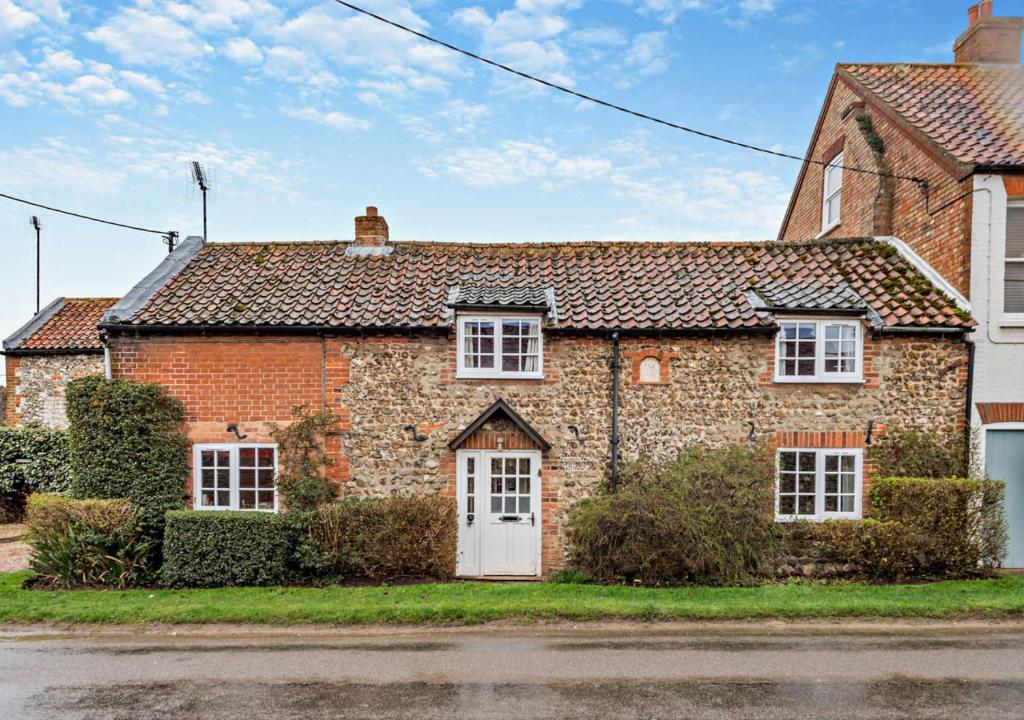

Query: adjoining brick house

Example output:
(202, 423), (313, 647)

(99, 207), (972, 577)
(778, 0), (1024, 567)
(2, 297), (118, 428)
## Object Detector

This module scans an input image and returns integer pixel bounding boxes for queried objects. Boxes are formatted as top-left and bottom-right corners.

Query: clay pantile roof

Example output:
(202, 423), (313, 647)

(839, 63), (1024, 168)
(116, 239), (971, 332)
(4, 297), (117, 353)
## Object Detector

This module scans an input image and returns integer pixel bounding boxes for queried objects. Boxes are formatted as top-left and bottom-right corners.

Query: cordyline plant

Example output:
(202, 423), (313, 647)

(270, 406), (340, 512)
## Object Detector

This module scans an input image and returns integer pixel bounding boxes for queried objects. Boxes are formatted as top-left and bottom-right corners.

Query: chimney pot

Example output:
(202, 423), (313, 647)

(354, 207), (389, 247)
(954, 1), (1024, 64)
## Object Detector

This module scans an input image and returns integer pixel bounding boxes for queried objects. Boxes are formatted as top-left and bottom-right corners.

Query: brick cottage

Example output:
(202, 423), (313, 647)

(779, 0), (1024, 566)
(96, 207), (973, 577)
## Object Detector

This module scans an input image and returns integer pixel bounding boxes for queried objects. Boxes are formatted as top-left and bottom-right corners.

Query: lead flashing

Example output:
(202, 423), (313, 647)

(103, 236), (205, 325)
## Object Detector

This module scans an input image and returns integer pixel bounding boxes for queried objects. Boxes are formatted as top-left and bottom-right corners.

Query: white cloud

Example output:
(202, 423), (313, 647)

(450, 6), (491, 29)
(223, 37), (263, 65)
(119, 70), (165, 96)
(623, 31), (669, 77)
(0, 0), (38, 37)
(280, 104), (370, 132)
(86, 7), (214, 70)
(20, 0), (66, 23)
(631, 0), (704, 25)
(63, 74), (133, 105)
(570, 26), (627, 47)
(39, 48), (82, 74)
(429, 134), (789, 239)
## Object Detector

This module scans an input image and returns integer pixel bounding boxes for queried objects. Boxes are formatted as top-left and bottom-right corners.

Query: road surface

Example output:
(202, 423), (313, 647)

(2, 623), (1023, 718)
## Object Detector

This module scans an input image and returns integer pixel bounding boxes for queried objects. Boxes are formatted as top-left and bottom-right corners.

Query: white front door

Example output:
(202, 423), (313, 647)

(456, 450), (541, 577)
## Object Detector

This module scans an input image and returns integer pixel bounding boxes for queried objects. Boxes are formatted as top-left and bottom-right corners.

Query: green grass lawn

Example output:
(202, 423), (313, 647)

(1, 572), (1023, 625)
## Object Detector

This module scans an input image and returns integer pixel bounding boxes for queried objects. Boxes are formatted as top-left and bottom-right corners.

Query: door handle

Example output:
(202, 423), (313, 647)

(467, 513), (474, 525)
(530, 512), (535, 526)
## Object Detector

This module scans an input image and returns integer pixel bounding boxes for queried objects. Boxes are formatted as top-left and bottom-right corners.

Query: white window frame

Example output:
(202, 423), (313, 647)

(775, 448), (863, 522)
(819, 152), (843, 236)
(1003, 201), (1024, 318)
(456, 314), (544, 379)
(193, 443), (279, 512)
(774, 317), (863, 383)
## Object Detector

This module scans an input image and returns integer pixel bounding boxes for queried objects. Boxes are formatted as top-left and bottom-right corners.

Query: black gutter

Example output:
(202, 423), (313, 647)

(610, 331), (620, 494)
(2, 348), (105, 357)
(100, 322), (784, 339)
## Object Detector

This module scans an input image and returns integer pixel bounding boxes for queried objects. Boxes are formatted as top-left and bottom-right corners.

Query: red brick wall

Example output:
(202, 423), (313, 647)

(781, 78), (973, 297)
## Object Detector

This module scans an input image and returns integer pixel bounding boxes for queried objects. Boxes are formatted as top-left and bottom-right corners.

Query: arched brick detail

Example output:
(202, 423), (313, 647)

(977, 403), (1024, 424)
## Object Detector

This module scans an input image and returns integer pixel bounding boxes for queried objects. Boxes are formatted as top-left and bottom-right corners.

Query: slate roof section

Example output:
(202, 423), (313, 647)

(450, 285), (551, 310)
(750, 280), (869, 314)
(111, 238), (971, 332)
(4, 297), (117, 353)
(839, 63), (1024, 169)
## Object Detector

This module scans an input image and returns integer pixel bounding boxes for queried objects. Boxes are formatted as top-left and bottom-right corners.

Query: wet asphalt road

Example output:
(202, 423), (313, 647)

(2, 625), (1024, 719)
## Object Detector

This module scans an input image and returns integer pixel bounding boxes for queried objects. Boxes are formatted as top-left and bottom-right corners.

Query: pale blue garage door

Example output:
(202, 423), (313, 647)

(986, 430), (1024, 568)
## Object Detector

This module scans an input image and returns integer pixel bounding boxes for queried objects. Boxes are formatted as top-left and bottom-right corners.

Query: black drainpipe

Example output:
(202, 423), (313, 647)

(610, 331), (621, 493)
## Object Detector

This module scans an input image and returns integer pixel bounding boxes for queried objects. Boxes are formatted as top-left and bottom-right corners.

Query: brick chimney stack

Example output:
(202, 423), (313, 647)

(354, 206), (389, 247)
(954, 1), (1024, 64)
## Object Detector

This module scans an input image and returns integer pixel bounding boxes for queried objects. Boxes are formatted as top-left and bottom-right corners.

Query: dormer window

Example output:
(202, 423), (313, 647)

(449, 285), (552, 380)
(775, 318), (862, 383)
(457, 316), (543, 379)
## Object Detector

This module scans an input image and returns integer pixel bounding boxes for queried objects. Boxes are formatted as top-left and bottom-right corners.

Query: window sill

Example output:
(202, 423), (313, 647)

(456, 372), (545, 381)
(775, 514), (862, 523)
(998, 317), (1024, 328)
(773, 376), (864, 385)
(815, 220), (841, 239)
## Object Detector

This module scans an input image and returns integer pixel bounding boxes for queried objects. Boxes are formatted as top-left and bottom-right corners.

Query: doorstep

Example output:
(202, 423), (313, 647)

(456, 576), (543, 582)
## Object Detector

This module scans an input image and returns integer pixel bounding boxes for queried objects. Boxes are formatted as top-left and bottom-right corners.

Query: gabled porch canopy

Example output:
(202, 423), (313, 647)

(448, 398), (552, 452)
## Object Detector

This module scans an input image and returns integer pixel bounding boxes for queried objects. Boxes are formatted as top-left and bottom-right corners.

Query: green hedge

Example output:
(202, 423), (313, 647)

(566, 444), (780, 586)
(0, 427), (70, 519)
(785, 519), (920, 580)
(869, 477), (1006, 574)
(66, 375), (188, 539)
(162, 511), (305, 588)
(24, 494), (151, 588)
(302, 496), (456, 580)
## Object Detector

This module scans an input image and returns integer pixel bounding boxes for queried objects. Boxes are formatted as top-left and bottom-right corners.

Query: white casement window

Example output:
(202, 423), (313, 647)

(1005, 203), (1024, 314)
(776, 448), (862, 521)
(193, 444), (278, 512)
(821, 153), (843, 233)
(775, 318), (862, 383)
(456, 315), (543, 379)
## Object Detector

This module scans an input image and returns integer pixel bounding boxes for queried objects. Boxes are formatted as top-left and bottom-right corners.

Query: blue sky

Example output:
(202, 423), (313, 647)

(0, 0), (992, 347)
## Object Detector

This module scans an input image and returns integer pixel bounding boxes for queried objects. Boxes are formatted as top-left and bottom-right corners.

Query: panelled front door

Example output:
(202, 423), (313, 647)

(456, 450), (541, 577)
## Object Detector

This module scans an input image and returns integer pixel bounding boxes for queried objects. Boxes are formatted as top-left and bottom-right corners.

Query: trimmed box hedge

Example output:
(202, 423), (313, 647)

(162, 511), (305, 588)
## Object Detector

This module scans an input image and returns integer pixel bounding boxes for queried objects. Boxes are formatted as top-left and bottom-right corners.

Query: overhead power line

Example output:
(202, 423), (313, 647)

(330, 0), (926, 186)
(0, 191), (174, 237)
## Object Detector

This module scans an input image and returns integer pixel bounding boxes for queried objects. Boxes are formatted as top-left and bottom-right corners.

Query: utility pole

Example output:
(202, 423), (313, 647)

(191, 161), (210, 242)
(30, 215), (41, 313)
